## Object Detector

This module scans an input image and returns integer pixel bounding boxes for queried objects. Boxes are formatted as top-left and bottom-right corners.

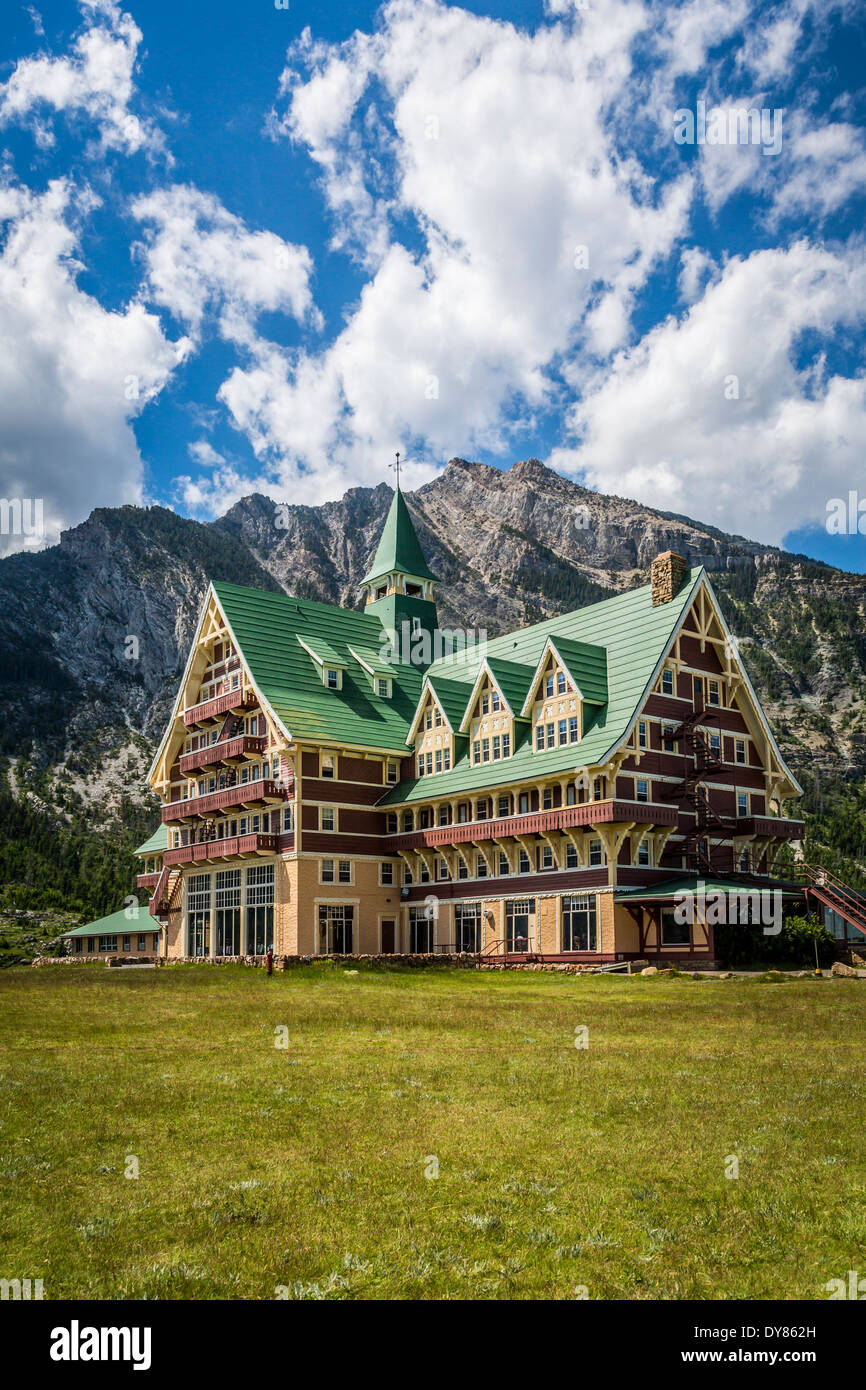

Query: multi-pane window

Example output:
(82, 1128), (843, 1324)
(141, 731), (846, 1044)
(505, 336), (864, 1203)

(518, 848), (532, 874)
(558, 720), (568, 746)
(318, 904), (353, 954)
(593, 777), (603, 801)
(215, 868), (242, 955)
(376, 678), (390, 698)
(636, 839), (650, 866)
(99, 936), (118, 952)
(636, 778), (649, 803)
(457, 857), (468, 880)
(545, 674), (554, 697)
(737, 791), (749, 818)
(492, 736), (501, 760)
(566, 843), (578, 869)
(735, 738), (747, 765)
(477, 854), (488, 879)
(662, 669), (674, 695)
(187, 872), (211, 957)
(320, 753), (335, 778)
(380, 862), (394, 885)
(320, 807), (336, 831)
(499, 851), (510, 876)
(546, 723), (555, 749)
(408, 905), (434, 953)
(589, 838), (604, 866)
(437, 858), (450, 881)
(454, 902), (481, 953)
(473, 740), (481, 765)
(562, 895), (597, 951)
(540, 845), (554, 870)
(321, 859), (335, 883)
(664, 724), (676, 752)
(506, 899), (535, 951)
(536, 726), (544, 751)
(491, 690), (501, 712)
(502, 733), (510, 757)
(498, 795), (510, 818)
(661, 908), (690, 946)
(708, 680), (721, 706)
(638, 720), (647, 749)
(568, 717), (578, 743)
(387, 761), (399, 785)
(481, 740), (490, 762)
(122, 936), (131, 952)
(326, 668), (340, 689)
(138, 935), (147, 951)
(557, 671), (567, 694)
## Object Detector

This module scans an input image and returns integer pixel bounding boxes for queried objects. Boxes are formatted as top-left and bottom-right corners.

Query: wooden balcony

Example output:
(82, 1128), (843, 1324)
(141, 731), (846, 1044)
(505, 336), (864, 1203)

(135, 871), (161, 890)
(164, 832), (280, 867)
(733, 815), (806, 840)
(179, 735), (266, 774)
(161, 779), (291, 823)
(183, 686), (256, 727)
(390, 798), (677, 851)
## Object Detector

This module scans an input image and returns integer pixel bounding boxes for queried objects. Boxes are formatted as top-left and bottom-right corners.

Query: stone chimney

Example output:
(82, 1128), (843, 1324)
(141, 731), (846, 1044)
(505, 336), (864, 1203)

(651, 550), (688, 606)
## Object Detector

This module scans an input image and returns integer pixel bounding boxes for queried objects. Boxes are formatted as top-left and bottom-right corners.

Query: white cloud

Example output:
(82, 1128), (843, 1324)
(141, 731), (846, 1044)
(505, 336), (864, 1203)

(131, 184), (319, 343)
(0, 177), (189, 554)
(551, 241), (866, 544)
(0, 0), (165, 156)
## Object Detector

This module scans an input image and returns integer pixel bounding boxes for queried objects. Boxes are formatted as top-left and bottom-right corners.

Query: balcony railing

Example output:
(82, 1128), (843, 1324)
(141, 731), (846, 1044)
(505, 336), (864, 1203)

(179, 735), (266, 774)
(164, 833), (279, 867)
(733, 814), (805, 840)
(135, 871), (161, 890)
(183, 687), (256, 727)
(389, 798), (677, 851)
(162, 779), (291, 822)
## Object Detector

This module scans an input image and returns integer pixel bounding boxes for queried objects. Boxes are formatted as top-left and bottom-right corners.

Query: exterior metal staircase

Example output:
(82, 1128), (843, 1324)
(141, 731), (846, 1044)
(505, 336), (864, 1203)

(796, 864), (866, 943)
(148, 864), (181, 922)
(662, 708), (731, 872)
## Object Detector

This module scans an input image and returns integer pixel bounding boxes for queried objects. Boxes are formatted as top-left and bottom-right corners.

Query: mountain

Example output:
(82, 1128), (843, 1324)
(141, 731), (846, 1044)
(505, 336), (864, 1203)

(1, 456), (864, 922)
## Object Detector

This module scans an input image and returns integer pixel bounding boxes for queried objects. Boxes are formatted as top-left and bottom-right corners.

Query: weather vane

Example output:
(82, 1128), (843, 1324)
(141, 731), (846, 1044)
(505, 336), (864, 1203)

(390, 451), (402, 489)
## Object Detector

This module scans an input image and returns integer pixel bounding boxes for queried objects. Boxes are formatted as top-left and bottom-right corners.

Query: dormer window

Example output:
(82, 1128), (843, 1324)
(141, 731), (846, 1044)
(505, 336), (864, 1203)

(325, 668), (341, 690)
(557, 671), (566, 694)
(376, 677), (392, 698)
(545, 674), (554, 696)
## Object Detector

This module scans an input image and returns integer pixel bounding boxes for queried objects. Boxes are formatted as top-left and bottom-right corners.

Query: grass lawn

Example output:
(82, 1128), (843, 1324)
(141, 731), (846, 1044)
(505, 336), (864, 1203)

(0, 963), (863, 1301)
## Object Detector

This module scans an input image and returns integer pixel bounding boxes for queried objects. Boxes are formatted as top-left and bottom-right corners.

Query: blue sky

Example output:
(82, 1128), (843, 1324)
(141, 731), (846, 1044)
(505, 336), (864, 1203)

(0, 0), (864, 570)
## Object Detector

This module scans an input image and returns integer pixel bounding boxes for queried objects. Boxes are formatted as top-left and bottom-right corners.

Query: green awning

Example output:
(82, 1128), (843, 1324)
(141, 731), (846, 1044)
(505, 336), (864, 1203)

(134, 824), (168, 857)
(615, 875), (804, 904)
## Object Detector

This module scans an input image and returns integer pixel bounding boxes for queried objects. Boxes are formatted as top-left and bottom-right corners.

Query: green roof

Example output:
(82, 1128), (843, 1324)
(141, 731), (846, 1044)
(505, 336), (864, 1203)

(214, 582), (425, 751)
(424, 673), (477, 731)
(378, 567), (703, 804)
(362, 488), (438, 585)
(545, 635), (608, 706)
(615, 875), (803, 902)
(134, 824), (168, 856)
(63, 908), (160, 939)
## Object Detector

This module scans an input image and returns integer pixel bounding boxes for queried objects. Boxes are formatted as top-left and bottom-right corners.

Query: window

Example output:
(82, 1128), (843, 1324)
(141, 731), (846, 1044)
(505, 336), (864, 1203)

(491, 690), (501, 712)
(99, 936), (118, 952)
(380, 862), (394, 885)
(417, 755), (424, 778)
(403, 812), (413, 831)
(569, 717), (578, 744)
(558, 720), (568, 746)
(735, 738), (747, 765)
(638, 720), (648, 749)
(455, 902), (481, 953)
(481, 694), (489, 715)
(325, 668), (340, 690)
(408, 905), (434, 953)
(636, 839), (650, 866)
(545, 674), (554, 697)
(709, 731), (721, 754)
(215, 868), (242, 955)
(562, 895), (596, 951)
(318, 903), (353, 954)
(708, 679), (721, 706)
(386, 761), (399, 785)
(540, 845), (554, 870)
(589, 838), (604, 867)
(498, 795), (510, 818)
(476, 854), (488, 879)
(438, 806), (449, 826)
(502, 733), (510, 758)
(437, 858), (450, 881)
(505, 899), (535, 952)
(492, 736), (501, 760)
(546, 723), (555, 750)
(543, 787), (554, 810)
(661, 908), (690, 946)
(187, 873), (211, 958)
(338, 861), (352, 884)
(737, 791), (749, 818)
(320, 807), (336, 832)
(320, 752), (335, 779)
(137, 935), (146, 951)
(386, 812), (398, 834)
(519, 848), (532, 874)
(403, 863), (413, 885)
(425, 710), (433, 731)
(664, 724), (676, 752)
(565, 843), (578, 869)
(473, 740), (481, 766)
(122, 936), (131, 952)
(557, 671), (566, 694)
(499, 851), (510, 876)
(376, 677), (391, 698)
(636, 778), (649, 804)
(481, 739), (490, 763)
(518, 792), (530, 815)
(443, 749), (451, 771)
(435, 750), (442, 773)
(536, 726), (544, 751)
(593, 777), (603, 801)
(74, 937), (82, 953)
(662, 669), (674, 696)
(434, 707), (443, 727)
(458, 857), (468, 880)
(739, 849), (751, 872)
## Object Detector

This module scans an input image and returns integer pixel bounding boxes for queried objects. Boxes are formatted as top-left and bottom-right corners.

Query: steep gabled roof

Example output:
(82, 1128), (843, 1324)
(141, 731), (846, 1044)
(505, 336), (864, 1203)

(456, 656), (533, 733)
(519, 634), (608, 715)
(362, 488), (438, 585)
(378, 567), (704, 804)
(213, 581), (424, 751)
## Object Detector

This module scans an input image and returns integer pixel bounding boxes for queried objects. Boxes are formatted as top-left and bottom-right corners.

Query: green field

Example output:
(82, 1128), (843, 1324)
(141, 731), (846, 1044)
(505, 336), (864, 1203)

(0, 963), (863, 1300)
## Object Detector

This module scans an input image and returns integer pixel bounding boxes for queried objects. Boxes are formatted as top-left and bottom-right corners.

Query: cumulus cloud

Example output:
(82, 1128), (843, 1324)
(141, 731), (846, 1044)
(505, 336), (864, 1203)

(131, 184), (319, 344)
(0, 177), (189, 554)
(551, 241), (866, 544)
(0, 0), (165, 156)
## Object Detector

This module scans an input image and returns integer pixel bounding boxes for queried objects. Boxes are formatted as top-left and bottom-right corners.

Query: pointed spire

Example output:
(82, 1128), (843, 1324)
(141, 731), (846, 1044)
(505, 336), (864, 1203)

(362, 476), (437, 586)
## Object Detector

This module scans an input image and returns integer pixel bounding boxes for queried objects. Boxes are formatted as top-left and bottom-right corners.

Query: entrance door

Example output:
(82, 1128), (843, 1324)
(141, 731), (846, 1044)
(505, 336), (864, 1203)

(380, 919), (396, 954)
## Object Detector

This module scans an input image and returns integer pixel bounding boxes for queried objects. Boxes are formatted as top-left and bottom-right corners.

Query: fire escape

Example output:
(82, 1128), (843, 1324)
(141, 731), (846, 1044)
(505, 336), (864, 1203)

(663, 705), (732, 873)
